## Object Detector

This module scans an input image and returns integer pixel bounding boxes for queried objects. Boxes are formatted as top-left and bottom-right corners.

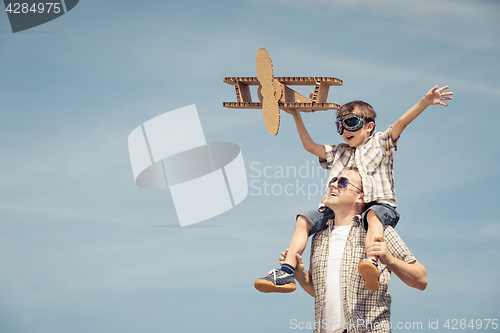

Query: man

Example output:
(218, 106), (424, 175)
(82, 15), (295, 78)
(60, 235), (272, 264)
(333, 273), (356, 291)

(280, 167), (427, 333)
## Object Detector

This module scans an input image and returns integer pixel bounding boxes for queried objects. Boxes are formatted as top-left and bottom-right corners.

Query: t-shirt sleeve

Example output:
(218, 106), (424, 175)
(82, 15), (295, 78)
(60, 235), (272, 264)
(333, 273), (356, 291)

(378, 125), (398, 155)
(319, 144), (338, 169)
(384, 226), (416, 264)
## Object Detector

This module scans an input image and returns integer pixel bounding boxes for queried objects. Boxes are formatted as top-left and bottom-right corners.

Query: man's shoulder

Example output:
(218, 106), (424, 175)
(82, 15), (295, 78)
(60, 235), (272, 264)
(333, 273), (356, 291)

(383, 226), (401, 240)
(383, 226), (416, 261)
(311, 227), (331, 243)
(313, 227), (331, 237)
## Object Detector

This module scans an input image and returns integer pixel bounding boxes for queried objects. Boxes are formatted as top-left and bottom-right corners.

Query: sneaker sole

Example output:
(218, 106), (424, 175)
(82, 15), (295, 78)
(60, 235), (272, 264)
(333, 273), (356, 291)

(358, 261), (379, 290)
(254, 279), (296, 293)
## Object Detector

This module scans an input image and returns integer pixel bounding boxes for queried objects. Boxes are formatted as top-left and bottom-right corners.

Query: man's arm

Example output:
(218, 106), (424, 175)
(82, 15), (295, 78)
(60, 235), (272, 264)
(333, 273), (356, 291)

(284, 109), (326, 159)
(391, 85), (453, 141)
(280, 250), (314, 296)
(367, 235), (428, 290)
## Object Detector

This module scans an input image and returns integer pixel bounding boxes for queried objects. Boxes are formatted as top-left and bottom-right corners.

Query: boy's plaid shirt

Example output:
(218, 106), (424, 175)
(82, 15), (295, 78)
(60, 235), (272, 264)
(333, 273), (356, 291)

(309, 216), (416, 333)
(318, 126), (398, 209)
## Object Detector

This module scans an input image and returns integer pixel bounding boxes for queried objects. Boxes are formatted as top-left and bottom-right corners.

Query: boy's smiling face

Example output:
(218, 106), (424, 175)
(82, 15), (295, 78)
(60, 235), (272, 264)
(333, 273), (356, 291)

(341, 109), (375, 148)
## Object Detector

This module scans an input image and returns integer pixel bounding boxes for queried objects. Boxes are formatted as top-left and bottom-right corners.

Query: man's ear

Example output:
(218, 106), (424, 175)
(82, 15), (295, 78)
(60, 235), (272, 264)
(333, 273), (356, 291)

(356, 192), (364, 204)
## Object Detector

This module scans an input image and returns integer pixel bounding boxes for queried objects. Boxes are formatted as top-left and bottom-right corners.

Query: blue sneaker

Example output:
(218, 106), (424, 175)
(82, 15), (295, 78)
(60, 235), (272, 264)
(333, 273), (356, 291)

(254, 269), (296, 293)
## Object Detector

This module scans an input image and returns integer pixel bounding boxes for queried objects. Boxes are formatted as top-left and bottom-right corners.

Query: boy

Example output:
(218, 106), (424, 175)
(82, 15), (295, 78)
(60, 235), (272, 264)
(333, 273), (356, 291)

(254, 85), (452, 292)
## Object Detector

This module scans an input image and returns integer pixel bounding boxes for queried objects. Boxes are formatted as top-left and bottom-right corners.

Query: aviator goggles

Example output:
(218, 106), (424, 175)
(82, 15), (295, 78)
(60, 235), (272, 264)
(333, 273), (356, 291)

(326, 176), (363, 194)
(335, 113), (374, 135)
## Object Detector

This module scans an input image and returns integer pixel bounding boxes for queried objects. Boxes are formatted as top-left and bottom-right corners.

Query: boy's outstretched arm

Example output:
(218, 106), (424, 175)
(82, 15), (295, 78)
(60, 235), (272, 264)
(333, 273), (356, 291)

(285, 109), (326, 159)
(392, 85), (453, 141)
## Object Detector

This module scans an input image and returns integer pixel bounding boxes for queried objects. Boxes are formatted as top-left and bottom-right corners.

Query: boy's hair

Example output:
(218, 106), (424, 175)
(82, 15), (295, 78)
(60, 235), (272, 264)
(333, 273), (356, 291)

(337, 101), (377, 135)
(337, 100), (377, 119)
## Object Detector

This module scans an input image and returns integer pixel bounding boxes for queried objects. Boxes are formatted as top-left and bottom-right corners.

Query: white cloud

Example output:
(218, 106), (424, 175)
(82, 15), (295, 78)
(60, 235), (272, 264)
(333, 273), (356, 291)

(480, 222), (500, 238)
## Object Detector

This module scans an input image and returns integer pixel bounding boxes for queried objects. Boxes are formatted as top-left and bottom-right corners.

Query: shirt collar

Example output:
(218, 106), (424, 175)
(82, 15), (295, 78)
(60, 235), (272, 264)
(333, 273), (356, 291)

(327, 214), (362, 228)
(352, 215), (362, 225)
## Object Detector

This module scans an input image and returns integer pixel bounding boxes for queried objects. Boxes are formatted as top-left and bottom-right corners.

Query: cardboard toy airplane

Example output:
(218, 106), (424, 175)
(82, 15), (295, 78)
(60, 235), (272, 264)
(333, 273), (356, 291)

(223, 48), (343, 135)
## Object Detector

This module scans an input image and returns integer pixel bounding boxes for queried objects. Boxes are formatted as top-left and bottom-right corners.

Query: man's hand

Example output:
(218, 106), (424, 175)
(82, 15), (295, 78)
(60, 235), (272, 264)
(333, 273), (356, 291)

(367, 235), (428, 290)
(280, 248), (315, 296)
(366, 235), (393, 265)
(422, 85), (453, 107)
(279, 249), (308, 282)
(278, 249), (287, 265)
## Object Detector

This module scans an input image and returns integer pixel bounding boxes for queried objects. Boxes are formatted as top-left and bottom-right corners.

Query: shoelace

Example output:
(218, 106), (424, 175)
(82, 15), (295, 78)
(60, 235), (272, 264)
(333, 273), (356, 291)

(267, 269), (279, 283)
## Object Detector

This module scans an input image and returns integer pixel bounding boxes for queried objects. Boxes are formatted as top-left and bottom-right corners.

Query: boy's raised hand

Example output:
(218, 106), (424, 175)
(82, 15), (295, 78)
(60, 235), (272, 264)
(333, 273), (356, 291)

(392, 85), (453, 141)
(283, 108), (300, 117)
(283, 100), (302, 116)
(423, 85), (453, 106)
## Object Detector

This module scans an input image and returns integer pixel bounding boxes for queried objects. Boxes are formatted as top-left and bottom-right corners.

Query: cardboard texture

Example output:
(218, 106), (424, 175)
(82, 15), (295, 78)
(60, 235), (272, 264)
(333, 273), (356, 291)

(223, 48), (343, 135)
(256, 48), (280, 135)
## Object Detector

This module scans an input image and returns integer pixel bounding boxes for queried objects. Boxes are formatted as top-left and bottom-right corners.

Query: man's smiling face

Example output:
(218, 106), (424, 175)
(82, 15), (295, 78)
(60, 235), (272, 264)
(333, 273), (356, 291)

(325, 169), (364, 210)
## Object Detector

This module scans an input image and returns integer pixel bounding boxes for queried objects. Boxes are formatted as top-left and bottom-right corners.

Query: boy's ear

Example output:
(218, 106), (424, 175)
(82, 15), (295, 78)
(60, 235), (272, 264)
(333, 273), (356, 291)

(365, 122), (375, 134)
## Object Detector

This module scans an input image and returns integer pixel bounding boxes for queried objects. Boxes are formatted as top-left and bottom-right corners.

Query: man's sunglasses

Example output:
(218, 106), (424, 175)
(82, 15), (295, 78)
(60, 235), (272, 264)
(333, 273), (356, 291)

(326, 176), (363, 194)
(335, 113), (374, 135)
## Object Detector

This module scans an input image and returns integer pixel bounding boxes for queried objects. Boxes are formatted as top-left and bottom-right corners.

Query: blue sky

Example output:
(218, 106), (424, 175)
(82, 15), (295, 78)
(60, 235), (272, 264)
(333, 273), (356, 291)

(0, 0), (499, 332)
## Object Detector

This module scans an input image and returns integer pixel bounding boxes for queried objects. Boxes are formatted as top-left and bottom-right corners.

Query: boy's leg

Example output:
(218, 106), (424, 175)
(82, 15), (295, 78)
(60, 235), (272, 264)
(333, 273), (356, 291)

(253, 215), (311, 293)
(254, 209), (332, 293)
(365, 210), (384, 263)
(358, 210), (383, 291)
(282, 215), (311, 268)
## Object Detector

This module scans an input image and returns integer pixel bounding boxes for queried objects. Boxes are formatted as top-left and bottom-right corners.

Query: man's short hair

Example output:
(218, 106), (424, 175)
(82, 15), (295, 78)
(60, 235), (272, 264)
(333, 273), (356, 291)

(343, 166), (361, 177)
